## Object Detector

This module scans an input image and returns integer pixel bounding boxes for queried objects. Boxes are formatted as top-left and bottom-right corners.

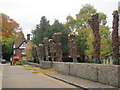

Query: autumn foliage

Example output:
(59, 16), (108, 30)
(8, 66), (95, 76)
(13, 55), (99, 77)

(1, 13), (22, 38)
(1, 13), (24, 61)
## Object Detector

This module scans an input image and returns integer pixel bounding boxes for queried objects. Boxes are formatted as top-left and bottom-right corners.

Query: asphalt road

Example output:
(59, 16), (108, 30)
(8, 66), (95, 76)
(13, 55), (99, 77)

(2, 64), (76, 88)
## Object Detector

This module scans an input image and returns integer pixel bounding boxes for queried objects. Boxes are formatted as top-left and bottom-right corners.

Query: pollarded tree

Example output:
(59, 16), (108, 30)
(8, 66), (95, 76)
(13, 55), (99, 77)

(32, 18), (70, 57)
(65, 4), (111, 60)
(50, 20), (70, 57)
(86, 26), (112, 59)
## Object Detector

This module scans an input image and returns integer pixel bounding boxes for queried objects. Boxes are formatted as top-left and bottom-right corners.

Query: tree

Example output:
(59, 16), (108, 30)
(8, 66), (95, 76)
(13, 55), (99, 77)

(32, 19), (70, 57)
(100, 26), (112, 59)
(50, 20), (70, 56)
(1, 13), (24, 60)
(25, 41), (33, 60)
(65, 4), (111, 60)
(75, 27), (89, 59)
(86, 25), (112, 59)
(2, 13), (22, 38)
(66, 15), (76, 33)
(2, 38), (13, 61)
(76, 4), (97, 28)
(32, 16), (50, 45)
(12, 31), (25, 39)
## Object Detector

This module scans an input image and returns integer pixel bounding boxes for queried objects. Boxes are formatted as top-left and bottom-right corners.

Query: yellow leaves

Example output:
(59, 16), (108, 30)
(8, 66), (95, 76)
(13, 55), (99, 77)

(22, 65), (55, 74)
(32, 69), (55, 74)
(22, 65), (39, 70)
(25, 41), (33, 59)
(118, 7), (120, 13)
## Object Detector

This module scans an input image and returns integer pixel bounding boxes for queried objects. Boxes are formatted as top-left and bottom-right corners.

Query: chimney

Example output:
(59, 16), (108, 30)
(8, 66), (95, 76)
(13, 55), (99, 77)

(27, 34), (30, 41)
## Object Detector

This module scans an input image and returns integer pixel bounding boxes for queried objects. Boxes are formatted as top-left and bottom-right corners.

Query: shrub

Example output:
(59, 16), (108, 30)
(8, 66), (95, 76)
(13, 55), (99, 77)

(89, 58), (102, 64)
(16, 60), (26, 65)
(77, 57), (86, 63)
(113, 57), (120, 65)
(62, 57), (73, 62)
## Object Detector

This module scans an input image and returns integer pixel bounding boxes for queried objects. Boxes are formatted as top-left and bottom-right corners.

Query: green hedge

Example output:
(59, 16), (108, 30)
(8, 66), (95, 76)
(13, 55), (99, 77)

(16, 60), (26, 65)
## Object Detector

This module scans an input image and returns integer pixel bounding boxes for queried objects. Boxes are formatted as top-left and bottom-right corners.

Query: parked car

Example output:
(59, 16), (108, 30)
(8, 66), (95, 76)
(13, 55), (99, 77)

(0, 58), (1, 62)
(1, 59), (6, 64)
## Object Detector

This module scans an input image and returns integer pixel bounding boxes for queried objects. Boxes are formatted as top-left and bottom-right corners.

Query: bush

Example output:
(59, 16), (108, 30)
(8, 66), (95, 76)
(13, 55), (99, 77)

(77, 57), (86, 63)
(89, 58), (102, 64)
(16, 60), (26, 65)
(62, 57), (73, 62)
(113, 57), (120, 65)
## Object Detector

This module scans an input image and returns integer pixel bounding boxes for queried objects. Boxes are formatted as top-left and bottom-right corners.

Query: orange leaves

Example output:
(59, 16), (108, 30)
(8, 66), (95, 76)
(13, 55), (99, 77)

(1, 13), (22, 38)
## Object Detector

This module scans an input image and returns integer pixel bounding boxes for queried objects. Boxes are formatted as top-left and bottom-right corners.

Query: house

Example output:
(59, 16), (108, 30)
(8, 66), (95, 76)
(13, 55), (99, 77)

(13, 34), (32, 61)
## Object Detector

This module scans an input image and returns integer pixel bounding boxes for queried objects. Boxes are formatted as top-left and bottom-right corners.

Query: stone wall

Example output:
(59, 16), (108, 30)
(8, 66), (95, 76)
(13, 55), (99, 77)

(27, 61), (120, 87)
(40, 61), (52, 69)
(97, 64), (120, 87)
(70, 63), (98, 82)
(52, 62), (70, 75)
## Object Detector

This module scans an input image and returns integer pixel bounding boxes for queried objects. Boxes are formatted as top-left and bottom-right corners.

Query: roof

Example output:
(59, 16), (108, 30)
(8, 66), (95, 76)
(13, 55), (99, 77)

(13, 39), (26, 49)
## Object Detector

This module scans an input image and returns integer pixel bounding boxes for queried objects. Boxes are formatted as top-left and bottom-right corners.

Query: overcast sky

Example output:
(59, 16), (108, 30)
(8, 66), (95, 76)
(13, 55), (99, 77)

(0, 0), (120, 38)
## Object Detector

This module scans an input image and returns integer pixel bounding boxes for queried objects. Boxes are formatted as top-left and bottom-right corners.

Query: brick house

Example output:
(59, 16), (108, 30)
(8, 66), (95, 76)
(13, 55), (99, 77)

(13, 34), (32, 61)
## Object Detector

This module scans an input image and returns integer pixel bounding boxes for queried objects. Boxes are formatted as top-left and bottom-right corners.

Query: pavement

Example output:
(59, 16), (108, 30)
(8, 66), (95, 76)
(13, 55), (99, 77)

(2, 64), (77, 88)
(0, 63), (4, 90)
(45, 72), (118, 89)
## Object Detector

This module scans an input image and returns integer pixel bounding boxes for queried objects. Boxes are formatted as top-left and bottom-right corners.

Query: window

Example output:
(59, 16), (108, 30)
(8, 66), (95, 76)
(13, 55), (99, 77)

(21, 49), (25, 54)
(13, 50), (15, 55)
(22, 56), (26, 60)
(21, 42), (26, 47)
(23, 42), (26, 47)
(19, 42), (26, 49)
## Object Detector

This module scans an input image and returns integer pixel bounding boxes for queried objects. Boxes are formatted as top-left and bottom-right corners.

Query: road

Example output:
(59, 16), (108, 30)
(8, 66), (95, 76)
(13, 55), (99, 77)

(1, 64), (76, 88)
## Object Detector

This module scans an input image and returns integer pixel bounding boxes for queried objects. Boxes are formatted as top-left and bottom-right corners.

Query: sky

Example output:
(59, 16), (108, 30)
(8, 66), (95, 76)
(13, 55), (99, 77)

(0, 0), (120, 39)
